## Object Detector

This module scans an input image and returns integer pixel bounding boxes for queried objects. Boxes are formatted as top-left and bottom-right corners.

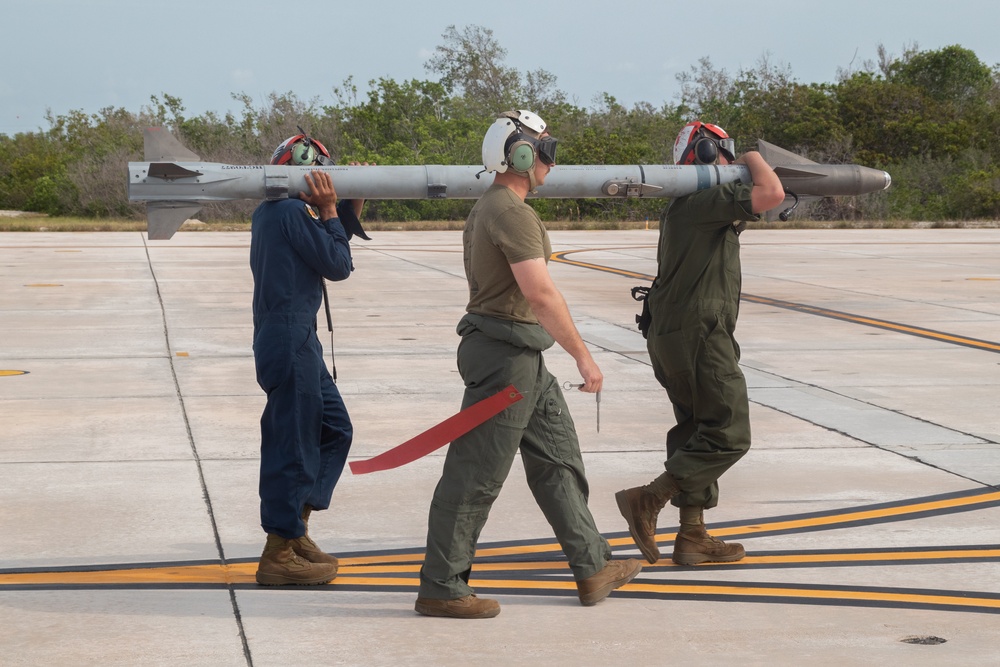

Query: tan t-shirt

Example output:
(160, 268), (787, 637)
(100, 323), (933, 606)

(463, 184), (552, 324)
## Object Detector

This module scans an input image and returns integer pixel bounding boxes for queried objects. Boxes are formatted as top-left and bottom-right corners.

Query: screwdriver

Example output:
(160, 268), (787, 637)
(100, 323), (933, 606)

(562, 382), (600, 433)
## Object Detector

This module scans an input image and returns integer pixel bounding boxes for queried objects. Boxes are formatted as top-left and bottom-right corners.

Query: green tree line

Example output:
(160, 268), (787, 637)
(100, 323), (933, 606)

(1, 26), (998, 222)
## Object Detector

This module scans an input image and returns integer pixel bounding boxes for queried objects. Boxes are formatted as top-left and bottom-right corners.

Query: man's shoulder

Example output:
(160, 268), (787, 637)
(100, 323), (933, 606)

(469, 186), (528, 229)
(254, 198), (318, 222)
(478, 184), (524, 210)
(273, 198), (315, 215)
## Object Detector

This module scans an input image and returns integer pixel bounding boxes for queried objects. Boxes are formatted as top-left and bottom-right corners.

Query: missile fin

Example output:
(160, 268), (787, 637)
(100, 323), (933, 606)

(758, 140), (817, 167)
(773, 165), (828, 179)
(147, 203), (202, 240)
(144, 127), (200, 162)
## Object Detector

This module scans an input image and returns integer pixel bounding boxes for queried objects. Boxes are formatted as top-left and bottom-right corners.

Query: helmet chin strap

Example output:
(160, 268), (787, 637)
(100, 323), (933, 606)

(526, 168), (539, 194)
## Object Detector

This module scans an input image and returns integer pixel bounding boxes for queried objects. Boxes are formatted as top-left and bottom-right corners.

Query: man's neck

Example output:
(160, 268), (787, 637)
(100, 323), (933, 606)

(493, 172), (530, 201)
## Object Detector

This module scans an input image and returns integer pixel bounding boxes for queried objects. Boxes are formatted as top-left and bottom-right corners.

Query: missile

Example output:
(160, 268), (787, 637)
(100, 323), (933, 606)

(129, 128), (891, 240)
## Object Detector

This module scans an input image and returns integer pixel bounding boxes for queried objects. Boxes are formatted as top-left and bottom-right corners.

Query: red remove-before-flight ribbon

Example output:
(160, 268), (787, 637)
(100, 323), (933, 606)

(349, 385), (524, 475)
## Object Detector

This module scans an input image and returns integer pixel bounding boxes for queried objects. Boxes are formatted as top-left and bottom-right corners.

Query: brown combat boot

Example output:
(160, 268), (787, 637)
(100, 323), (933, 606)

(291, 505), (339, 570)
(614, 472), (680, 564)
(414, 595), (501, 619)
(672, 506), (746, 565)
(255, 534), (338, 586)
(577, 558), (643, 606)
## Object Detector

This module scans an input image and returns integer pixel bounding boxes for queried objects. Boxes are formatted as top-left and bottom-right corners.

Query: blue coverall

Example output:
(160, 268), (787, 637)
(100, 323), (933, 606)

(249, 198), (354, 539)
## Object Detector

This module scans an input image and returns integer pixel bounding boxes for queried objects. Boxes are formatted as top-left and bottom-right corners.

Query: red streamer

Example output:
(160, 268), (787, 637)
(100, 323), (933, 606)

(349, 384), (523, 475)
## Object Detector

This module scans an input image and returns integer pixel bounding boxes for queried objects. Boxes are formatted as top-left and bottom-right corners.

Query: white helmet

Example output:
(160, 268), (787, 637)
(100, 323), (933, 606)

(481, 110), (549, 174)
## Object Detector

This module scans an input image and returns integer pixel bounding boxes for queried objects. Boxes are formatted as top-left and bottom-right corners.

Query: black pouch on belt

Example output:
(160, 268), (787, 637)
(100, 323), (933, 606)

(631, 285), (651, 339)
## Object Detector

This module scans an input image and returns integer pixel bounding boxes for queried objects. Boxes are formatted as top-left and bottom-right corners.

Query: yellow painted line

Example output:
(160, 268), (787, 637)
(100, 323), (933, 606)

(341, 560), (569, 575)
(490, 490), (1000, 555)
(623, 581), (1000, 610)
(677, 548), (1000, 567)
(341, 549), (1000, 571)
(332, 576), (418, 587)
(4, 545), (998, 588)
(341, 552), (427, 566)
(725, 491), (1000, 534)
(551, 248), (653, 281)
(656, 490), (1000, 545)
(175, 352), (189, 357)
(551, 248), (1000, 353)
(744, 295), (1000, 352)
(0, 564), (244, 586)
(0, 370), (28, 377)
(332, 577), (1000, 612)
(325, 576), (578, 594)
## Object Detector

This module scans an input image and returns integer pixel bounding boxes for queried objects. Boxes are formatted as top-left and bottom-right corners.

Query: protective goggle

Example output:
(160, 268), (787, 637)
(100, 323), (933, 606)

(510, 125), (558, 167)
(536, 135), (558, 165)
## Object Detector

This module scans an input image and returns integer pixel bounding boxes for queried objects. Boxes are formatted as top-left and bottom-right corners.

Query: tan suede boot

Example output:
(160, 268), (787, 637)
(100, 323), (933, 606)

(672, 506), (746, 565)
(256, 534), (338, 586)
(614, 472), (679, 564)
(414, 595), (501, 619)
(291, 505), (339, 570)
(577, 558), (643, 606)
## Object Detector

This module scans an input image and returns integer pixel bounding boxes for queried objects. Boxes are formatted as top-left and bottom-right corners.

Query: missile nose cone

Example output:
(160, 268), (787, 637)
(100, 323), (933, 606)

(883, 171), (892, 190)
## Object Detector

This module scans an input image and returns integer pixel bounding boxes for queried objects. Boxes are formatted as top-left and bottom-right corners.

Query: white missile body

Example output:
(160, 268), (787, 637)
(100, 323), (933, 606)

(128, 128), (891, 239)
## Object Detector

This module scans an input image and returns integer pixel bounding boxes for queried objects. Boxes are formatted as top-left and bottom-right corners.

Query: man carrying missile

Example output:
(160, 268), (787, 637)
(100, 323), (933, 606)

(250, 132), (368, 586)
(616, 121), (785, 566)
(415, 110), (642, 619)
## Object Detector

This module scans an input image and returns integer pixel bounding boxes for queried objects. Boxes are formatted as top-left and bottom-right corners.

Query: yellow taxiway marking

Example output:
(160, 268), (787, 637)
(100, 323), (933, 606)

(7, 570), (998, 613)
(550, 248), (1000, 353)
(3, 487), (999, 613)
(621, 581), (1000, 611)
(8, 548), (1000, 588)
(663, 490), (1000, 542)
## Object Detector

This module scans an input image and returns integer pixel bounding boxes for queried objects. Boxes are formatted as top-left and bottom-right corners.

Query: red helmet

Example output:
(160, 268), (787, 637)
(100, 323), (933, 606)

(673, 121), (736, 165)
(270, 133), (333, 166)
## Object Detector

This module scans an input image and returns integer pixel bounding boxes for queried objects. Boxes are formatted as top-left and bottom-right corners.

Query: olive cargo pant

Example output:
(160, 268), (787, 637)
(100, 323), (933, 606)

(418, 314), (611, 600)
(647, 310), (751, 510)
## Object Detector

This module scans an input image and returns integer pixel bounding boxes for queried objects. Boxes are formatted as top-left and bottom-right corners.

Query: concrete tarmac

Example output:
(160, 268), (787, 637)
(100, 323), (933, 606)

(1, 229), (999, 666)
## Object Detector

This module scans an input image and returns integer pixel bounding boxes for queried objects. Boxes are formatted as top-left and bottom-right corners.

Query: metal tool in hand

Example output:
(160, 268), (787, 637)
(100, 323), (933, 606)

(562, 382), (600, 433)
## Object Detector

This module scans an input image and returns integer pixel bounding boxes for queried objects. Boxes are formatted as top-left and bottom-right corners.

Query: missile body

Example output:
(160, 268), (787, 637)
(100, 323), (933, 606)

(127, 163), (768, 203)
(128, 129), (891, 239)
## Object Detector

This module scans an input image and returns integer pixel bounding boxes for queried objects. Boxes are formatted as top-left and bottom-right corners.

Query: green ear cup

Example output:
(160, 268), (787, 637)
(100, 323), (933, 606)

(291, 143), (318, 165)
(509, 142), (535, 172)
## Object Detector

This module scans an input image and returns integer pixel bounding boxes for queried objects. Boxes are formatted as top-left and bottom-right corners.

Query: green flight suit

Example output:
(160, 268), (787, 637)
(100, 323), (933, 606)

(646, 181), (759, 510)
(418, 185), (611, 600)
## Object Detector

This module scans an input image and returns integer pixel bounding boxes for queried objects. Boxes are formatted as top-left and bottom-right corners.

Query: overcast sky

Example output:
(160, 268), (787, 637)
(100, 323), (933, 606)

(2, 0), (997, 136)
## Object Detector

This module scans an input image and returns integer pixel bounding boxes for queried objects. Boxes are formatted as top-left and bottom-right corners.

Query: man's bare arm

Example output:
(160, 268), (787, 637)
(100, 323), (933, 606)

(736, 151), (785, 214)
(510, 258), (603, 393)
